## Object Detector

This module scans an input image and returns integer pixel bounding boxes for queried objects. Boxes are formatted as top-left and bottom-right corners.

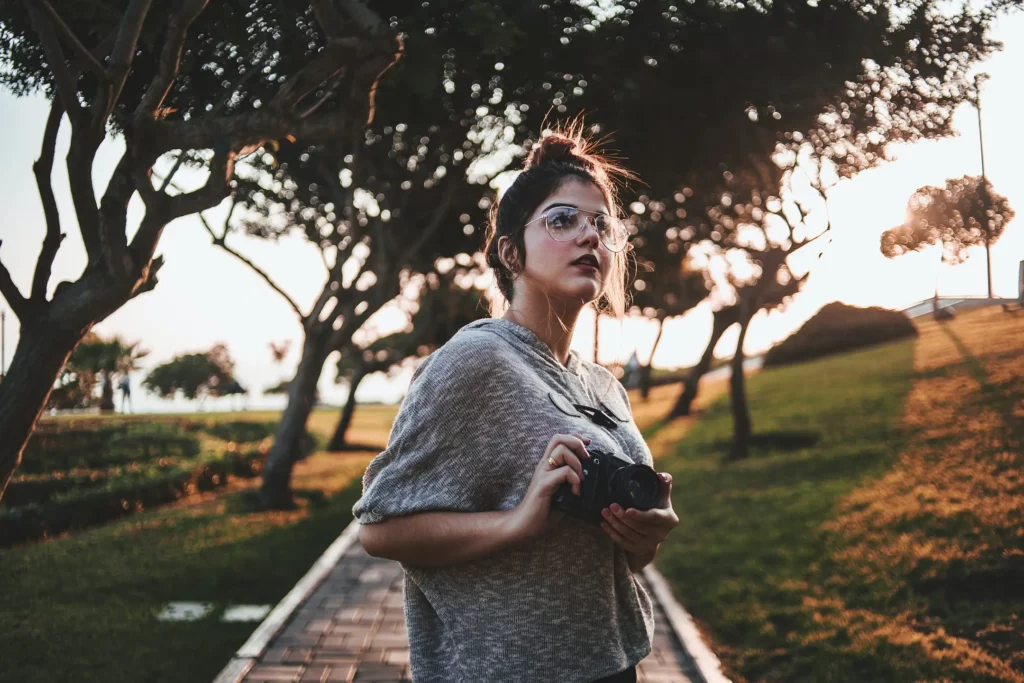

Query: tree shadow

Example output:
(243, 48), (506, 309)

(712, 429), (821, 457)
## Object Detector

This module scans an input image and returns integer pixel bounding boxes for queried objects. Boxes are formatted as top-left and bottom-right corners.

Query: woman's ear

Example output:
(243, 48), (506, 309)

(497, 236), (519, 273)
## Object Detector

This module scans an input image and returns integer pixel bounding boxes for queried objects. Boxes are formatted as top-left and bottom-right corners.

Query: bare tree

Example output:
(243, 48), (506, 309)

(0, 0), (402, 501)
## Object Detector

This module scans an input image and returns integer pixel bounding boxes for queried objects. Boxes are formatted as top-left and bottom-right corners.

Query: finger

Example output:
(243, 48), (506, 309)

(607, 504), (651, 537)
(570, 433), (593, 446)
(602, 506), (648, 540)
(545, 465), (582, 497)
(626, 506), (678, 529)
(656, 472), (673, 509)
(551, 445), (585, 482)
(551, 433), (591, 463)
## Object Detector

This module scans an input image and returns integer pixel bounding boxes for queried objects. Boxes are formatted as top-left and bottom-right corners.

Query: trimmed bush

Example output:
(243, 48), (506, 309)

(764, 302), (917, 368)
(204, 420), (277, 443)
(19, 430), (200, 474)
(1, 473), (109, 508)
(0, 459), (232, 547)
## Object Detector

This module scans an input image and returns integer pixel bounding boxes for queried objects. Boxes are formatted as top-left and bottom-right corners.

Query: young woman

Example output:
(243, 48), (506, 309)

(354, 128), (680, 683)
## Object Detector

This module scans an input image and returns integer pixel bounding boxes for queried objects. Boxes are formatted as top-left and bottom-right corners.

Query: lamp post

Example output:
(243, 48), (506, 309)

(974, 73), (993, 299)
(1, 308), (6, 381)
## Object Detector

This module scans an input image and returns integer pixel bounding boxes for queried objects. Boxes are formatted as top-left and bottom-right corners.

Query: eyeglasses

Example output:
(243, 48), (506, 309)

(525, 206), (630, 253)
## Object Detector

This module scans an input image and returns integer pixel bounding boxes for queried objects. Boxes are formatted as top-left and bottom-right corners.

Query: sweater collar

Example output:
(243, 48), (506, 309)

(463, 318), (582, 376)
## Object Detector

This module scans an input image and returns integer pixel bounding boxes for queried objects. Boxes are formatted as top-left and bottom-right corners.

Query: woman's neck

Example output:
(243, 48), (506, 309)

(502, 294), (583, 367)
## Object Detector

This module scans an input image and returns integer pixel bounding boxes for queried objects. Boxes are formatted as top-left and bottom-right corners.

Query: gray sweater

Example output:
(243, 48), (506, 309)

(353, 317), (655, 682)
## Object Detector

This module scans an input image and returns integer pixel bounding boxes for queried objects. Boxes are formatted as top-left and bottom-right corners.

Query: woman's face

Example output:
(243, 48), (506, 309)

(512, 178), (613, 307)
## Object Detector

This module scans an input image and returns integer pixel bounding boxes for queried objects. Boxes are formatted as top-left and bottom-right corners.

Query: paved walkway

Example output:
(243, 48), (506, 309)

(221, 530), (711, 683)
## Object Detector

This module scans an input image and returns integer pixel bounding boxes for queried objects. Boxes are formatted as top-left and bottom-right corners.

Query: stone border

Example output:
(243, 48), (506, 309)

(642, 565), (732, 683)
(211, 520), (363, 683)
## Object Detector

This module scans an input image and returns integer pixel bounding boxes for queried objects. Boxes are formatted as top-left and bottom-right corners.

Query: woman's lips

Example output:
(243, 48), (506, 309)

(573, 263), (599, 273)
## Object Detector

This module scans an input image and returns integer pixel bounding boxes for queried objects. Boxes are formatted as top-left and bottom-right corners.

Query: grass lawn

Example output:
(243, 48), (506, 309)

(0, 405), (396, 683)
(654, 306), (1024, 682)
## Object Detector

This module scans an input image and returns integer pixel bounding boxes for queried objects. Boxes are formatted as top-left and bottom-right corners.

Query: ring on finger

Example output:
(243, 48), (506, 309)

(548, 456), (558, 467)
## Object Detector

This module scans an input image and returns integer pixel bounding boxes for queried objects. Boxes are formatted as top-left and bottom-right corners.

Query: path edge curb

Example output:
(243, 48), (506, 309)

(211, 520), (362, 683)
(642, 565), (732, 683)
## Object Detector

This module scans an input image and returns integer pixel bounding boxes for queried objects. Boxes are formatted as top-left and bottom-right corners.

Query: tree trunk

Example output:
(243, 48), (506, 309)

(668, 307), (737, 419)
(100, 371), (115, 412)
(326, 369), (367, 452)
(728, 312), (754, 460)
(0, 320), (84, 500)
(260, 326), (332, 509)
(639, 317), (666, 401)
(985, 232), (993, 299)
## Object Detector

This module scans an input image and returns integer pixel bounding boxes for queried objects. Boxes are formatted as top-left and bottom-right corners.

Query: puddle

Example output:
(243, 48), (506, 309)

(221, 605), (273, 622)
(156, 602), (215, 622)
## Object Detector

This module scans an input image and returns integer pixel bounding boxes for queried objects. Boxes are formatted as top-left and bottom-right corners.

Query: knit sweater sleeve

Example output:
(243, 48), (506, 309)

(352, 333), (512, 525)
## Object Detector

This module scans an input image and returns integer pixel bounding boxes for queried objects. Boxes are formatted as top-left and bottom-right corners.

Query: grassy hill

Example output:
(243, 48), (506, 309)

(654, 305), (1023, 682)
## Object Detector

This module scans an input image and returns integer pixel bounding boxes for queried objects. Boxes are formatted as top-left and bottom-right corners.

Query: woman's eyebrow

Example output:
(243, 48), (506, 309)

(540, 201), (610, 214)
(540, 201), (578, 213)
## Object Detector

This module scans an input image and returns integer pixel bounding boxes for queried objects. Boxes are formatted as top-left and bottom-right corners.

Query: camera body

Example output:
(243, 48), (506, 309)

(552, 446), (662, 526)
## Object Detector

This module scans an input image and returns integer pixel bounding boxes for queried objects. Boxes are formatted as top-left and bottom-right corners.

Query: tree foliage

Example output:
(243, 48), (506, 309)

(880, 175), (1015, 264)
(46, 333), (147, 411)
(143, 343), (239, 401)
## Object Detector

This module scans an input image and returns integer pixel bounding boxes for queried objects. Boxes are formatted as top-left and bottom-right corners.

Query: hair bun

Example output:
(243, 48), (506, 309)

(525, 134), (582, 169)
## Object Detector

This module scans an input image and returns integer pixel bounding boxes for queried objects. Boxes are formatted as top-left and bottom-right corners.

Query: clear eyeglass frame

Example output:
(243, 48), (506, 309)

(525, 206), (630, 253)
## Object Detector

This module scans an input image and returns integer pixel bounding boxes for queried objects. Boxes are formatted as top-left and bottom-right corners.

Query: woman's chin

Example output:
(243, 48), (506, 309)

(557, 283), (602, 305)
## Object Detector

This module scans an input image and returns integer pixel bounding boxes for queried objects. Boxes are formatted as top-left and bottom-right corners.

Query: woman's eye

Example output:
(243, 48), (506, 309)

(549, 210), (574, 228)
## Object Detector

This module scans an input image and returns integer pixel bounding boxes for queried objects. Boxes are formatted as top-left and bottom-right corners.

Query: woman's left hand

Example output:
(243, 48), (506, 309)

(600, 472), (678, 556)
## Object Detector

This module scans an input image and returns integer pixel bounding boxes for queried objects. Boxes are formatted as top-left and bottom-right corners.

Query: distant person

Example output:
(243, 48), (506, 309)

(355, 127), (680, 683)
(118, 375), (132, 414)
(623, 350), (640, 390)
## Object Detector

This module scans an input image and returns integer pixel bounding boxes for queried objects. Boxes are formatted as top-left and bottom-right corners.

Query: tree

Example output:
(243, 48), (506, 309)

(327, 272), (488, 451)
(0, 0), (403, 501)
(201, 1), (599, 507)
(880, 175), (1015, 295)
(627, 235), (709, 399)
(73, 334), (148, 412)
(552, 0), (999, 419)
(44, 332), (147, 411)
(143, 343), (237, 406)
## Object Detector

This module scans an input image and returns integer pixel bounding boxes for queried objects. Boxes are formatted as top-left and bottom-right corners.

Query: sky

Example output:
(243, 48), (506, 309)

(1, 12), (1022, 412)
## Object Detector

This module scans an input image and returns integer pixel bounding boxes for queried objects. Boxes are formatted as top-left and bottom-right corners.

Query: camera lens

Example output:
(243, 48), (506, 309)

(610, 465), (661, 510)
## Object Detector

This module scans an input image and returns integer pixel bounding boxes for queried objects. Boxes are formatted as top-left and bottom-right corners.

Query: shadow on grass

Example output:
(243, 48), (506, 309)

(324, 442), (387, 453)
(710, 429), (821, 457)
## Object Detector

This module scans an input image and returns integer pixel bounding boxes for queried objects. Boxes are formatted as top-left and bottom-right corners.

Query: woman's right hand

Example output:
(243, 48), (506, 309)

(508, 433), (591, 543)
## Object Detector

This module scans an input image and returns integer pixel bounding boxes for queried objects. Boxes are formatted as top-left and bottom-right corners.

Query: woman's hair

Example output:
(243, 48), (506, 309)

(483, 123), (633, 319)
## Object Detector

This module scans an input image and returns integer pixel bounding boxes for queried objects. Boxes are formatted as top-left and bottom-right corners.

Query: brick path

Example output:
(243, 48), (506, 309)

(234, 540), (703, 683)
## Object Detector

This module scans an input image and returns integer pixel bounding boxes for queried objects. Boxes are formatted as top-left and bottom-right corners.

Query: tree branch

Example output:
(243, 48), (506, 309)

(128, 151), (235, 270)
(138, 33), (401, 161)
(336, 0), (390, 35)
(31, 99), (66, 302)
(0, 241), (30, 320)
(95, 0), (154, 122)
(33, 0), (108, 78)
(198, 206), (304, 319)
(311, 0), (348, 37)
(135, 0), (209, 119)
(24, 1), (81, 120)
(392, 178), (461, 274)
(98, 151), (141, 279)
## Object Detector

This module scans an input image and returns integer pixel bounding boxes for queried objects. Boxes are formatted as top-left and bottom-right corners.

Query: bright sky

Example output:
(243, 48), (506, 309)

(1, 13), (1022, 412)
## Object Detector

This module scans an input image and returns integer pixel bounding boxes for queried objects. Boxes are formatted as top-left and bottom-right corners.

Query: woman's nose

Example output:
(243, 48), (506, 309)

(576, 217), (601, 246)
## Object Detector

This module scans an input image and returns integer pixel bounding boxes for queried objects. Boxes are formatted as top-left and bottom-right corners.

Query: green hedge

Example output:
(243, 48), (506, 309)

(0, 450), (267, 547)
(1, 473), (110, 508)
(203, 421), (277, 443)
(763, 302), (917, 368)
(19, 431), (200, 475)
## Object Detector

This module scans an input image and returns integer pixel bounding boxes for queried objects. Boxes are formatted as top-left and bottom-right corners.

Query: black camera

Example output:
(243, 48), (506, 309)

(552, 447), (662, 526)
